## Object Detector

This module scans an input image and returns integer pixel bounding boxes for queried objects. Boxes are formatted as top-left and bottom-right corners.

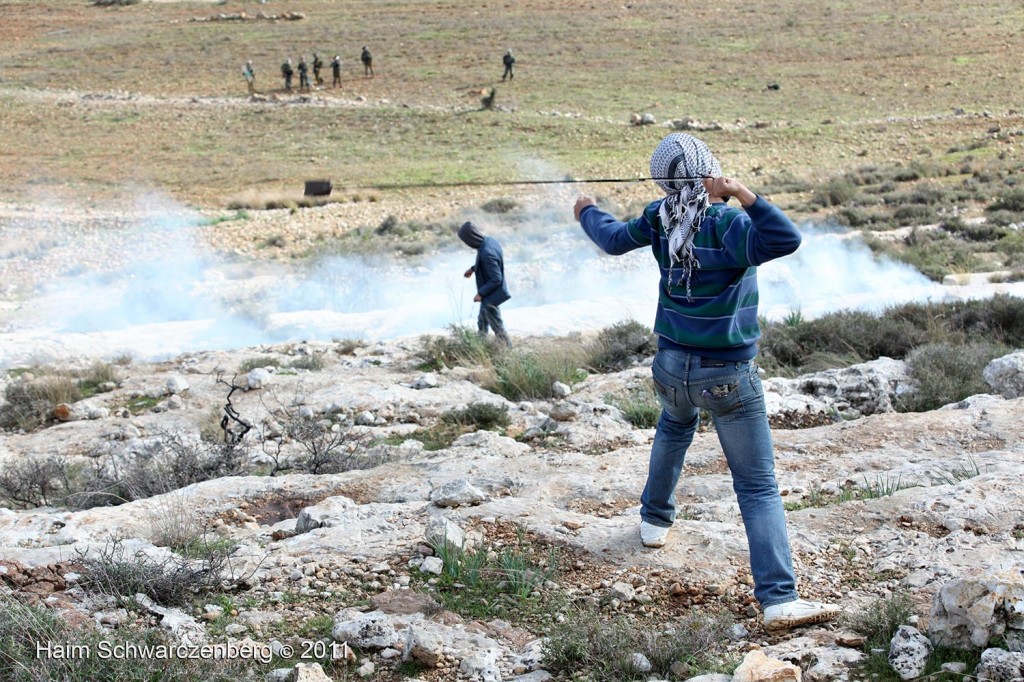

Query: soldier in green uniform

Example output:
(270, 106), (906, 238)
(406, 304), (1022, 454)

(331, 55), (342, 88)
(298, 57), (310, 91)
(281, 59), (294, 91)
(361, 46), (374, 77)
(312, 53), (324, 86)
(501, 50), (515, 81)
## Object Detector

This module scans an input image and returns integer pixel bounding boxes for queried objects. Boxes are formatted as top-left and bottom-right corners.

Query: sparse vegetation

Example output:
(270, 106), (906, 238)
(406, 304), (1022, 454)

(898, 341), (1008, 412)
(275, 417), (378, 475)
(334, 337), (368, 355)
(844, 593), (987, 682)
(441, 402), (511, 430)
(422, 525), (561, 624)
(758, 295), (1024, 377)
(783, 474), (914, 511)
(75, 537), (241, 608)
(842, 591), (914, 650)
(486, 345), (588, 401)
(586, 320), (657, 372)
(606, 381), (661, 429)
(0, 593), (253, 682)
(287, 353), (327, 371)
(418, 324), (501, 371)
(543, 607), (734, 681)
(481, 197), (519, 214)
(238, 356), (281, 373)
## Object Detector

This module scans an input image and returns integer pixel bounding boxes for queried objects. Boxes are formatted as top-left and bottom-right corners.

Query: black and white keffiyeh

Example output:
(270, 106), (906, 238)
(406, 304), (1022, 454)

(649, 133), (721, 299)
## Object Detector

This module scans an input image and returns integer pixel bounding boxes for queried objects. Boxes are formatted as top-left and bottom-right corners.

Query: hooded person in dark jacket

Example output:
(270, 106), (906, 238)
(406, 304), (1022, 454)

(459, 221), (511, 346)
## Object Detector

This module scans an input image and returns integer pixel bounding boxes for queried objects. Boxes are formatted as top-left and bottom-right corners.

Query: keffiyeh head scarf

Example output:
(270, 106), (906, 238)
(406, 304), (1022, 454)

(650, 133), (722, 299)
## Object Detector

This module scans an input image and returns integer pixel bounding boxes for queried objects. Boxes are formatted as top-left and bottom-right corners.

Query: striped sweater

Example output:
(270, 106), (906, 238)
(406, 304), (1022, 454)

(578, 195), (801, 361)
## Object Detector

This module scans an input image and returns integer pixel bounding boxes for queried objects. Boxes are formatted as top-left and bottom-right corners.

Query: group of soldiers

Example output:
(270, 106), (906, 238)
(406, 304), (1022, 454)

(241, 47), (374, 94)
(241, 48), (515, 94)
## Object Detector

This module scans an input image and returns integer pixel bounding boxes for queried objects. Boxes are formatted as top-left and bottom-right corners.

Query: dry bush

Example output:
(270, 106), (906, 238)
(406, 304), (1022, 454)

(76, 537), (236, 608)
(0, 454), (74, 508)
(0, 593), (252, 682)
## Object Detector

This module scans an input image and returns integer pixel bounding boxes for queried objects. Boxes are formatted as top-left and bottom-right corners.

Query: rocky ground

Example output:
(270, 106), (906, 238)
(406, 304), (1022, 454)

(1, 336), (1023, 681)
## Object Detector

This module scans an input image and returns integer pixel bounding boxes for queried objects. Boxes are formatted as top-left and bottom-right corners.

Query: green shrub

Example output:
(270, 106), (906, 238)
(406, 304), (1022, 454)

(418, 324), (500, 370)
(487, 347), (588, 401)
(898, 341), (1007, 412)
(586, 320), (657, 372)
(481, 197), (519, 213)
(897, 229), (981, 281)
(811, 177), (858, 207)
(441, 402), (511, 430)
(987, 188), (1024, 213)
(288, 353), (326, 371)
(841, 592), (914, 648)
(237, 355), (281, 373)
(833, 206), (878, 228)
(893, 204), (937, 226)
(942, 217), (1008, 242)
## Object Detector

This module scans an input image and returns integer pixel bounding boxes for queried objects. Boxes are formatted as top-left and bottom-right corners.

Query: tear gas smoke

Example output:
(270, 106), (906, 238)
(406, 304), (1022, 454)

(0, 196), (1016, 369)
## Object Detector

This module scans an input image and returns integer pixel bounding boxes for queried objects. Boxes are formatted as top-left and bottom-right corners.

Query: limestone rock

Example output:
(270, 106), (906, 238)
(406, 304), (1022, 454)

(425, 516), (465, 551)
(984, 351), (1024, 398)
(331, 609), (400, 649)
(247, 367), (272, 390)
(888, 625), (932, 681)
(165, 375), (189, 395)
(430, 479), (488, 507)
(290, 662), (333, 681)
(733, 649), (801, 681)
(295, 496), (357, 533)
(974, 647), (1024, 681)
(929, 572), (1024, 649)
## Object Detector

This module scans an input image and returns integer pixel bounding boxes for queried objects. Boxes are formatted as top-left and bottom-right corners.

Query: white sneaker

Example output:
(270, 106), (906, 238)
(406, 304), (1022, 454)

(763, 598), (841, 631)
(639, 521), (670, 548)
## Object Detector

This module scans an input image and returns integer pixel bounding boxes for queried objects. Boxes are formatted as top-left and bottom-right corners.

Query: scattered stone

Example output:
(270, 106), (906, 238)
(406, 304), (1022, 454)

(551, 381), (571, 398)
(732, 649), (801, 681)
(974, 648), (1024, 681)
(888, 625), (932, 681)
(410, 374), (439, 390)
(430, 480), (488, 507)
(165, 375), (189, 395)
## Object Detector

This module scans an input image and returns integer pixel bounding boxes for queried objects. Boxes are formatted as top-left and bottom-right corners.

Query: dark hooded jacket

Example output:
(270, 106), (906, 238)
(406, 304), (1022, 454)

(458, 222), (510, 306)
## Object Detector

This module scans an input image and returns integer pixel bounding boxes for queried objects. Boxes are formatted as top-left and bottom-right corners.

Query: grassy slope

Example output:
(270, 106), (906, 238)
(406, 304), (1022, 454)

(0, 0), (1020, 208)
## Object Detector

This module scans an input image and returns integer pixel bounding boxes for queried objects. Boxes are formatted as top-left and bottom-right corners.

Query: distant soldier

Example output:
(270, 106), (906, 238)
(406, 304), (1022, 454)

(331, 55), (342, 88)
(360, 46), (374, 77)
(298, 56), (310, 91)
(281, 58), (294, 91)
(501, 49), (515, 81)
(312, 53), (324, 86)
(242, 60), (255, 94)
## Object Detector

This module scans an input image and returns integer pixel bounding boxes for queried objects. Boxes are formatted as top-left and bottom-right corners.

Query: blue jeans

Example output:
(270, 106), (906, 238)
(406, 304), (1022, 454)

(643, 349), (797, 607)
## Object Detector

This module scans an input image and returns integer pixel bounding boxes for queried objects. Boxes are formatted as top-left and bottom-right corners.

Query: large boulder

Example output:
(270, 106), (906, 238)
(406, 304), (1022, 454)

(983, 351), (1024, 399)
(929, 572), (1024, 649)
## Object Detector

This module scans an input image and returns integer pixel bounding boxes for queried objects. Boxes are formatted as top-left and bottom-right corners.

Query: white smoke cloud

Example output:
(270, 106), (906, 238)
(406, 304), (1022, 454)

(0, 193), (1018, 369)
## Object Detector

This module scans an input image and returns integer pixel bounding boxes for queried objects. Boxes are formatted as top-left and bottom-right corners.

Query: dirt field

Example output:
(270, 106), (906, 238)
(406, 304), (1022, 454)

(0, 0), (1021, 219)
